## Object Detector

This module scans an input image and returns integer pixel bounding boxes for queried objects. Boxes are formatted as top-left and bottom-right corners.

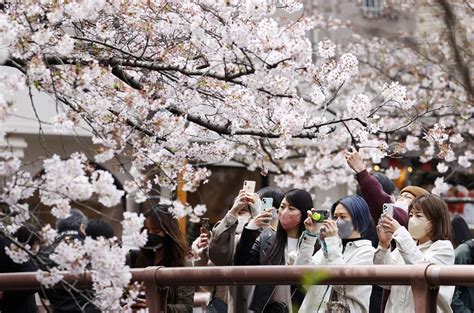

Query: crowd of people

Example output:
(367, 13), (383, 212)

(191, 148), (473, 313)
(0, 148), (472, 313)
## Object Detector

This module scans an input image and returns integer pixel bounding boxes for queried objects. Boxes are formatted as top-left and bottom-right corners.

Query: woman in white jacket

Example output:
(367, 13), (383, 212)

(295, 195), (376, 313)
(375, 194), (455, 313)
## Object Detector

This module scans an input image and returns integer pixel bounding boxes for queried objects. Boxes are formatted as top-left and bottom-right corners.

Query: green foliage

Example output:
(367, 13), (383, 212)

(301, 269), (330, 290)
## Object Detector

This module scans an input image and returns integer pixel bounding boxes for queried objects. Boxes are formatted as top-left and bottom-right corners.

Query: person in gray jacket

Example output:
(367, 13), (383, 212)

(451, 238), (474, 313)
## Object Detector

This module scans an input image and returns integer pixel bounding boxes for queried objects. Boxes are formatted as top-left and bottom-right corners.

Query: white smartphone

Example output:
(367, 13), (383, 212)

(382, 203), (394, 217)
(243, 180), (256, 194)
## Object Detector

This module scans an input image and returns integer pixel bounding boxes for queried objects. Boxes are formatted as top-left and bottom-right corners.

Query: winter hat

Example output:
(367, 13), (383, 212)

(400, 186), (429, 198)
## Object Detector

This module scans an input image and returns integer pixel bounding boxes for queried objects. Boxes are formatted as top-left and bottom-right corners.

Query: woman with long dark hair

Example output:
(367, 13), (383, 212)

(234, 189), (317, 312)
(129, 204), (194, 313)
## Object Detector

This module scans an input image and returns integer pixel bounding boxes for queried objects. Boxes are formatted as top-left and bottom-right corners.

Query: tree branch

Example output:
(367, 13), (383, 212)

(436, 0), (473, 98)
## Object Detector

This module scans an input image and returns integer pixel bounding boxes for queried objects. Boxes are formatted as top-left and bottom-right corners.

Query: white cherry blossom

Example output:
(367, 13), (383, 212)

(5, 243), (30, 264)
(431, 177), (450, 196)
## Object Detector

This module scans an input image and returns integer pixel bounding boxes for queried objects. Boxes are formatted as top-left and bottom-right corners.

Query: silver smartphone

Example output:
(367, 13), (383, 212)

(382, 203), (394, 217)
(243, 180), (256, 194)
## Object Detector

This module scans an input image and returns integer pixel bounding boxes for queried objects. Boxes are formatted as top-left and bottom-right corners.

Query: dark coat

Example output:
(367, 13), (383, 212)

(451, 239), (474, 312)
(0, 235), (38, 313)
(39, 231), (100, 313)
(128, 249), (194, 313)
(356, 169), (408, 228)
(235, 227), (316, 312)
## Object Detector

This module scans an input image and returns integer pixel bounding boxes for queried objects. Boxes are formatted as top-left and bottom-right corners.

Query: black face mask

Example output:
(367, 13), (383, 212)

(143, 233), (165, 252)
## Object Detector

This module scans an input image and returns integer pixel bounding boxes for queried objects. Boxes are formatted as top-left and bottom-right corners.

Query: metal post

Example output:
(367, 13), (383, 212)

(142, 267), (167, 313)
(409, 263), (439, 313)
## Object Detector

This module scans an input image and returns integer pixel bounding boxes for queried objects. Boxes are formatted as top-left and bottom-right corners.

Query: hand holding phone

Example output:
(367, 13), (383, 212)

(253, 208), (272, 229)
(382, 203), (394, 218)
(200, 218), (210, 236)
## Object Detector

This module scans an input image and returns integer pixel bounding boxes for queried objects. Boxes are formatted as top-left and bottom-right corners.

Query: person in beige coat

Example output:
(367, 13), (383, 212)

(375, 194), (455, 313)
(208, 187), (284, 313)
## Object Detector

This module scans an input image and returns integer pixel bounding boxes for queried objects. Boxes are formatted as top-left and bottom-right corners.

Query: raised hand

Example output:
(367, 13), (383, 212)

(197, 232), (209, 260)
(253, 208), (273, 229)
(345, 146), (366, 174)
(322, 219), (338, 237)
(376, 222), (393, 250)
(229, 190), (254, 216)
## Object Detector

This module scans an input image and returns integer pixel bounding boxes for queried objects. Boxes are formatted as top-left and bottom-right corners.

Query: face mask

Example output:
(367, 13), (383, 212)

(337, 219), (354, 239)
(279, 209), (301, 231)
(394, 200), (410, 212)
(408, 217), (430, 240)
(236, 216), (250, 234)
(271, 209), (279, 229)
(143, 233), (165, 251)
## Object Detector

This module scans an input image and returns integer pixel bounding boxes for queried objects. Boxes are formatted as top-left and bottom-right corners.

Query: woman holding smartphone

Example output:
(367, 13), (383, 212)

(295, 195), (376, 313)
(234, 189), (316, 313)
(374, 194), (455, 312)
(128, 204), (194, 313)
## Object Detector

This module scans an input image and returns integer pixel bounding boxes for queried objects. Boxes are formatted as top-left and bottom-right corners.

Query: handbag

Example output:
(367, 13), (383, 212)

(326, 286), (350, 313)
(206, 297), (227, 313)
(206, 286), (227, 313)
(263, 302), (287, 313)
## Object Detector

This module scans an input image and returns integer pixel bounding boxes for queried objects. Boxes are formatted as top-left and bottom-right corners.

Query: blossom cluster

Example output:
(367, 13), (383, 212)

(121, 212), (147, 250)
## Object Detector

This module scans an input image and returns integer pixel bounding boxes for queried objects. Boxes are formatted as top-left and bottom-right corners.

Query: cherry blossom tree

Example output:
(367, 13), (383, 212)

(342, 0), (473, 194)
(0, 0), (472, 310)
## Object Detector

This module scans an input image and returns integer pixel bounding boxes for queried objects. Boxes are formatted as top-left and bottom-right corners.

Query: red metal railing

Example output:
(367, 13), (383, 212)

(0, 264), (473, 313)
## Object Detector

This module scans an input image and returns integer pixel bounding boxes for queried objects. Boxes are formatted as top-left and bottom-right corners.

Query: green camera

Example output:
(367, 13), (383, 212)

(311, 209), (330, 223)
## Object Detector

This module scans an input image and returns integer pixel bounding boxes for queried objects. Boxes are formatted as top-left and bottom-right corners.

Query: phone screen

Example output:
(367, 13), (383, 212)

(200, 218), (210, 235)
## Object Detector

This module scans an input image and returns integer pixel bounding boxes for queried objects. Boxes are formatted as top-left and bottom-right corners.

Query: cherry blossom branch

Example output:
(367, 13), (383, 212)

(259, 139), (287, 174)
(167, 106), (329, 139)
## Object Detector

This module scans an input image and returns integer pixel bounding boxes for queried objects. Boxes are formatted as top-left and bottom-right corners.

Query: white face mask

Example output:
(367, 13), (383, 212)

(394, 200), (410, 212)
(408, 217), (430, 240)
(236, 216), (250, 234)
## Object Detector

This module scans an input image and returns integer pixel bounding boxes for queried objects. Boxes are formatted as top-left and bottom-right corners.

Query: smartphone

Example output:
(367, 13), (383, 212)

(261, 198), (273, 211)
(311, 209), (330, 223)
(200, 218), (210, 235)
(243, 180), (256, 194)
(382, 203), (394, 217)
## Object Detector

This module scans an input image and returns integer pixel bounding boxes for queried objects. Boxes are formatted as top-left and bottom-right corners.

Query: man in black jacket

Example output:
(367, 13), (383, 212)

(40, 208), (100, 313)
